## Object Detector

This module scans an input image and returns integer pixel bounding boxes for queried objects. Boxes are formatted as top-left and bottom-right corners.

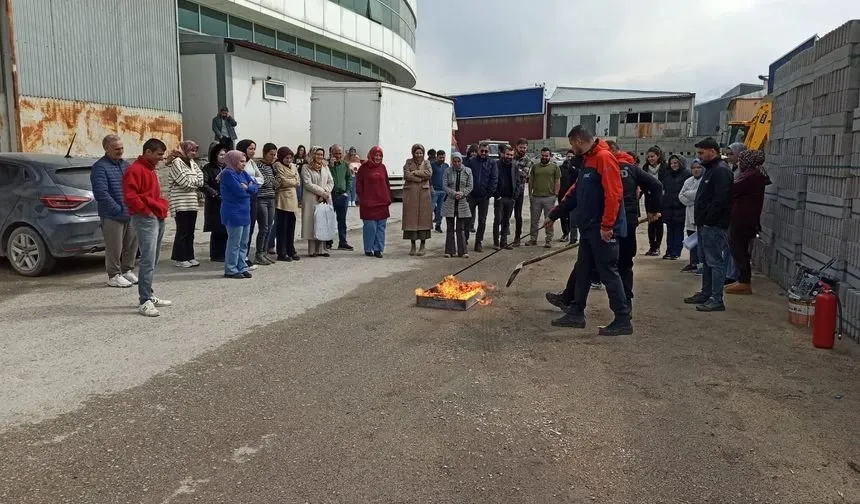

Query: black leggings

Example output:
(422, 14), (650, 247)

(648, 220), (663, 250)
(730, 228), (755, 284)
(275, 209), (297, 258)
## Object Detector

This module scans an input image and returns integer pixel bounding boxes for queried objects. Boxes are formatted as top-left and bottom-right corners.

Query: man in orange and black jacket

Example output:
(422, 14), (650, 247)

(543, 126), (631, 336)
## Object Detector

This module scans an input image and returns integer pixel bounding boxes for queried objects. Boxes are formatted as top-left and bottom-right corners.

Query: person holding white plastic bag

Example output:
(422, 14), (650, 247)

(300, 147), (334, 257)
(678, 158), (704, 274)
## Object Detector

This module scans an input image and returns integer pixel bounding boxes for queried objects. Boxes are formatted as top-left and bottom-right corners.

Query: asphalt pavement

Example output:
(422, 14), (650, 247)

(1, 208), (860, 503)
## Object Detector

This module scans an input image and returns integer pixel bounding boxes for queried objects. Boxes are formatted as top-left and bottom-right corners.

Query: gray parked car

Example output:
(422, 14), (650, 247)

(0, 153), (105, 276)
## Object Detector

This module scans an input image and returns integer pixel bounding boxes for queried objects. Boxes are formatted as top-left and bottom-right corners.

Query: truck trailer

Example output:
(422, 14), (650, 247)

(310, 82), (454, 199)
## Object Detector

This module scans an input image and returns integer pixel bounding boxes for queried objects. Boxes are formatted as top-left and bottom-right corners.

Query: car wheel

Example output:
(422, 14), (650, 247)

(7, 226), (56, 277)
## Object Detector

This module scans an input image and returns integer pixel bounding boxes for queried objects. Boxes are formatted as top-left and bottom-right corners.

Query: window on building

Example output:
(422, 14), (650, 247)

(178, 0), (200, 31)
(550, 116), (568, 138)
(360, 59), (372, 77)
(625, 113), (639, 124)
(200, 6), (228, 36)
(653, 111), (666, 123)
(639, 112), (653, 123)
(681, 110), (689, 122)
(332, 50), (347, 70)
(315, 45), (332, 66)
(368, 0), (383, 22)
(352, 0), (369, 16)
(228, 16), (253, 41)
(347, 55), (361, 74)
(263, 80), (287, 102)
(370, 64), (381, 79)
(254, 25), (276, 48)
(297, 38), (315, 60)
(666, 110), (681, 122)
(277, 32), (297, 54)
(381, 3), (393, 29)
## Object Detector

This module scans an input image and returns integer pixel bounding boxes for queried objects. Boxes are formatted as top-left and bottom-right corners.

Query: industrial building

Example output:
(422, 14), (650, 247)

(694, 83), (764, 138)
(0, 0), (183, 155)
(0, 0), (418, 156)
(546, 87), (697, 157)
(450, 87), (546, 151)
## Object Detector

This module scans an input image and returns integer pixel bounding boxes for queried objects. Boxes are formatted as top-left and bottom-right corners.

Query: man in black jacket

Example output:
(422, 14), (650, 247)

(492, 145), (524, 249)
(546, 146), (662, 313)
(684, 137), (733, 312)
(557, 149), (579, 243)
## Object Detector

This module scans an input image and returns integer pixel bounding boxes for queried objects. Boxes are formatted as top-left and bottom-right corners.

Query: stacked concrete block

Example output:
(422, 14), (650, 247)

(756, 20), (860, 341)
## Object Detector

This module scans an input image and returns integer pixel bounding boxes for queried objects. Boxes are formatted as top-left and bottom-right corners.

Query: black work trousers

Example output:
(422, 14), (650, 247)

(492, 196), (516, 246)
(569, 234), (631, 321)
(465, 195), (490, 245)
(618, 220), (638, 300)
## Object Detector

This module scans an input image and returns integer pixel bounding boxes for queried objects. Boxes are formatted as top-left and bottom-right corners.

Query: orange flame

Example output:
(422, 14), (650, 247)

(415, 275), (496, 302)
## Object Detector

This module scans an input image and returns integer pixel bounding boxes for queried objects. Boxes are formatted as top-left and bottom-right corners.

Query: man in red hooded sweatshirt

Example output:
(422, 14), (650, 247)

(543, 126), (631, 336)
(123, 138), (178, 317)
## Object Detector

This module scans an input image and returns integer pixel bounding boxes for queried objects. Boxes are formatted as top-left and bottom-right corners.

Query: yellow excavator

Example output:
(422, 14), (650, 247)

(723, 96), (772, 150)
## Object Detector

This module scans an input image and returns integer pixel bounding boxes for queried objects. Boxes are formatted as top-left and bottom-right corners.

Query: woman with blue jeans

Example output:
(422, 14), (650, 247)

(219, 150), (259, 279)
(355, 146), (391, 258)
(348, 147), (361, 206)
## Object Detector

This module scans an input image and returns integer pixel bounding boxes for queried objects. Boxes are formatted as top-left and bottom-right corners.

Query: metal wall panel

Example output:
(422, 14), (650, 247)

(454, 115), (544, 149)
(452, 88), (545, 119)
(11, 0), (180, 112)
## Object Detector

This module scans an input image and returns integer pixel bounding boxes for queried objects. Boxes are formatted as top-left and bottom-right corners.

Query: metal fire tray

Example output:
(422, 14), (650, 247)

(415, 288), (486, 311)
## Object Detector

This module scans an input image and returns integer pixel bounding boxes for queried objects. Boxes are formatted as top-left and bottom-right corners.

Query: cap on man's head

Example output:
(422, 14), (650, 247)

(694, 137), (720, 151)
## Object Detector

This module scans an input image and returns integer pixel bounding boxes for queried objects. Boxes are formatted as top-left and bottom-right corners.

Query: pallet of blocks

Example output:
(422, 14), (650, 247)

(755, 19), (860, 341)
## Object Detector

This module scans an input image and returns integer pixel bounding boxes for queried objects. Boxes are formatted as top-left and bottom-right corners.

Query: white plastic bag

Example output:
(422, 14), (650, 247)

(314, 202), (337, 241)
(683, 231), (698, 250)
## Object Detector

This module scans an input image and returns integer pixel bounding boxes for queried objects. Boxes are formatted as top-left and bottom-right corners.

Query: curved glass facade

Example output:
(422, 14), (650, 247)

(178, 0), (401, 84)
(330, 0), (417, 48)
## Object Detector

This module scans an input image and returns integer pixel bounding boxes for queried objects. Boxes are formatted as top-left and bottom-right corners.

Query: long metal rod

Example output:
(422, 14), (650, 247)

(448, 232), (533, 278)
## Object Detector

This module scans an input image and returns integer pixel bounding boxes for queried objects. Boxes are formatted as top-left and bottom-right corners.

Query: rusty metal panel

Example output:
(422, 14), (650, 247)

(19, 96), (182, 156)
(11, 0), (180, 112)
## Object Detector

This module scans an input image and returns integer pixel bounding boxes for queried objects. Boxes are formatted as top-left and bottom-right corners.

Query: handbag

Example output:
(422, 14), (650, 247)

(683, 232), (698, 250)
(313, 202), (337, 241)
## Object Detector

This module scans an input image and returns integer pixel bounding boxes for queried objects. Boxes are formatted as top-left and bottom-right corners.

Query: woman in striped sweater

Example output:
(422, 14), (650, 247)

(168, 140), (205, 268)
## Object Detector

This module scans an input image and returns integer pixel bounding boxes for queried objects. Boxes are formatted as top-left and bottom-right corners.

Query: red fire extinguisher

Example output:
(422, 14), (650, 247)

(812, 282), (841, 349)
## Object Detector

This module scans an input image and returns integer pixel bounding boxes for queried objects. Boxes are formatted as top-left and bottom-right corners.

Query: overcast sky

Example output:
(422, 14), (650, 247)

(414, 0), (859, 102)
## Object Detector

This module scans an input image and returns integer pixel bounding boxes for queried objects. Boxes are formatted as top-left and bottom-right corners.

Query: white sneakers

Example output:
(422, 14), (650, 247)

(138, 296), (173, 317)
(175, 260), (194, 268)
(123, 271), (139, 284)
(108, 274), (133, 288)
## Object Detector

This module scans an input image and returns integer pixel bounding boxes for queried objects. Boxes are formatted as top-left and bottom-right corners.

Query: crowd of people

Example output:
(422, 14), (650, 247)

(540, 129), (769, 336)
(90, 107), (768, 322)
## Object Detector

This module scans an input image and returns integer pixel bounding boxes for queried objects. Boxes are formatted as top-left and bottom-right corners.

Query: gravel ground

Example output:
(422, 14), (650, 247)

(1, 213), (860, 503)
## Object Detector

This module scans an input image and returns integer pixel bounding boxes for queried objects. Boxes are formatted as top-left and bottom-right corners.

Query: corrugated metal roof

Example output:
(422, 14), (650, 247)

(548, 87), (693, 104)
(451, 87), (545, 119)
(11, 0), (180, 112)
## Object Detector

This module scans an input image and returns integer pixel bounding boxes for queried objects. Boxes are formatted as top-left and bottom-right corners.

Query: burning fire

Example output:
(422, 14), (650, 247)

(415, 275), (496, 304)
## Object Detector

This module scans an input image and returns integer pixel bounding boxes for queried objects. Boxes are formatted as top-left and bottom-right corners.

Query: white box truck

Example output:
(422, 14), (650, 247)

(310, 82), (454, 199)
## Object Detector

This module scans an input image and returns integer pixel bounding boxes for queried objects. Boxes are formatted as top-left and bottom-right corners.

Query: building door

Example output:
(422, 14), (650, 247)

(609, 114), (619, 136)
(580, 114), (597, 135)
(549, 115), (568, 138)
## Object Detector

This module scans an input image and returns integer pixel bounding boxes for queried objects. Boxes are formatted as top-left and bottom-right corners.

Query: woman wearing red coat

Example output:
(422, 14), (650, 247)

(726, 149), (770, 295)
(356, 146), (391, 258)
